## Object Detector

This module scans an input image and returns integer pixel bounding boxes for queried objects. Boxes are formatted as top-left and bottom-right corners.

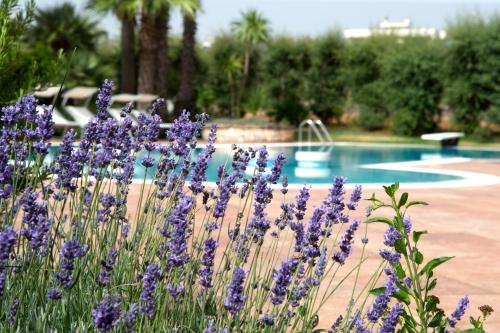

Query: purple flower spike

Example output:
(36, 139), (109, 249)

(267, 152), (286, 184)
(332, 220), (360, 265)
(271, 258), (299, 305)
(224, 267), (246, 315)
(96, 80), (114, 114)
(92, 295), (122, 332)
(199, 238), (218, 289)
(448, 295), (469, 327)
(190, 124), (217, 194)
(383, 226), (401, 247)
(379, 249), (401, 265)
(347, 185), (362, 210)
(295, 186), (310, 221)
(141, 262), (162, 319)
(381, 303), (403, 333)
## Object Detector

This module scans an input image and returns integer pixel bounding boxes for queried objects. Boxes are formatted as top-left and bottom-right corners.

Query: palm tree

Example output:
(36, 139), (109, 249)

(88, 0), (139, 93)
(174, 2), (200, 116)
(138, 0), (197, 100)
(30, 3), (104, 53)
(231, 9), (269, 117)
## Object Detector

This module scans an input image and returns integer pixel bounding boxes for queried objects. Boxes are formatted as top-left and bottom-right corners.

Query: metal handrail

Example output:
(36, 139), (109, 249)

(298, 119), (333, 146)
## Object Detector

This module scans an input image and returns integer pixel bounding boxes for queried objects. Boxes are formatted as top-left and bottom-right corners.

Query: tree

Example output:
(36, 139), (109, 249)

(174, 6), (198, 116)
(88, 0), (139, 93)
(30, 2), (104, 53)
(137, 0), (197, 109)
(231, 9), (269, 117)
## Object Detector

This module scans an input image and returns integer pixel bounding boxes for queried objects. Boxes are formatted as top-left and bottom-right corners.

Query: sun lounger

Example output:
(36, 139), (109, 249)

(34, 87), (79, 129)
(61, 87), (98, 129)
(421, 132), (464, 147)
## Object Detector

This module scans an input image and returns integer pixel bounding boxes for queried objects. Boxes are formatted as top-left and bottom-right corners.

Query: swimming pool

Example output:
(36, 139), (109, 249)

(127, 143), (500, 187)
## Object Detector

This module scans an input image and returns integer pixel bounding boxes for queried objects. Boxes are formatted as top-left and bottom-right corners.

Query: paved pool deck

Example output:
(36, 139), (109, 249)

(126, 158), (500, 330)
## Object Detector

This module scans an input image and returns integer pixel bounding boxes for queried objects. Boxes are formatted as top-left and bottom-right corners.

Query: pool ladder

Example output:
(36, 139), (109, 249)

(298, 119), (333, 145)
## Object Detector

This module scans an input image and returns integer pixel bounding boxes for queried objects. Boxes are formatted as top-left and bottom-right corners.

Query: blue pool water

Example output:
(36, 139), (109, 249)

(129, 144), (500, 185)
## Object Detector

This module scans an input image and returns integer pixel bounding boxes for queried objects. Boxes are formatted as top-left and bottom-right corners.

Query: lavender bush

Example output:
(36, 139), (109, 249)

(0, 80), (490, 332)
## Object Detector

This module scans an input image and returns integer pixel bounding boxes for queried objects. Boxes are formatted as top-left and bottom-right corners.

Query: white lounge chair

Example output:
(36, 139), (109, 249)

(61, 87), (98, 129)
(421, 132), (464, 147)
(34, 87), (79, 129)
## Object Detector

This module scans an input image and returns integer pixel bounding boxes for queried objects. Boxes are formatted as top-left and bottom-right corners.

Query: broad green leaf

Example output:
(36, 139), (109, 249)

(398, 192), (409, 208)
(365, 217), (393, 226)
(428, 278), (437, 291)
(413, 250), (424, 265)
(394, 238), (407, 255)
(456, 329), (485, 333)
(425, 295), (440, 312)
(419, 256), (454, 276)
(413, 230), (428, 243)
(393, 289), (411, 305)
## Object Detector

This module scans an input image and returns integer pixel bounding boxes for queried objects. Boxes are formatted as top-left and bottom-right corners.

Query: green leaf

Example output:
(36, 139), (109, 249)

(369, 287), (386, 296)
(428, 310), (444, 327)
(398, 192), (409, 208)
(406, 200), (429, 208)
(383, 185), (393, 197)
(365, 217), (393, 226)
(413, 250), (424, 265)
(428, 278), (437, 291)
(412, 230), (428, 243)
(393, 289), (411, 305)
(419, 256), (454, 276)
(425, 295), (440, 312)
(394, 263), (406, 279)
(455, 329), (485, 333)
(394, 238), (407, 255)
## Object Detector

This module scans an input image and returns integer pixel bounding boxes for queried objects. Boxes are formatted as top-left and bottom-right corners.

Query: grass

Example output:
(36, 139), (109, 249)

(324, 126), (500, 148)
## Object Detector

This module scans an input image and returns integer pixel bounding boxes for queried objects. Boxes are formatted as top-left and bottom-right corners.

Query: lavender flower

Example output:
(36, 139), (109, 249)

(448, 295), (469, 327)
(97, 248), (118, 286)
(260, 313), (275, 326)
(271, 258), (299, 305)
(281, 175), (289, 194)
(0, 227), (15, 296)
(92, 295), (122, 332)
(224, 267), (246, 315)
(304, 207), (325, 261)
(7, 299), (18, 325)
(380, 303), (403, 333)
(333, 220), (360, 265)
(347, 185), (362, 210)
(313, 246), (328, 285)
(199, 238), (218, 289)
(328, 315), (343, 333)
(96, 80), (114, 114)
(383, 226), (401, 247)
(165, 194), (194, 268)
(123, 303), (140, 332)
(47, 288), (62, 300)
(267, 152), (286, 184)
(247, 173), (273, 242)
(141, 262), (162, 318)
(367, 270), (399, 323)
(403, 217), (412, 235)
(167, 284), (185, 297)
(189, 124), (217, 194)
(379, 249), (401, 265)
(54, 239), (88, 289)
(295, 186), (310, 221)
(21, 188), (52, 254)
(255, 147), (268, 172)
(323, 176), (346, 224)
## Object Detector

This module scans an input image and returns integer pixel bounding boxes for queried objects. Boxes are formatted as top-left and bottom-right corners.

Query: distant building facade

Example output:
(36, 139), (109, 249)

(343, 18), (446, 39)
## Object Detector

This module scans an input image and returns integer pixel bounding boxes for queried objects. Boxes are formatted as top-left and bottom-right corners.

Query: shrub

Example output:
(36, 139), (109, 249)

(307, 32), (346, 122)
(382, 38), (444, 136)
(0, 80), (490, 332)
(445, 15), (500, 133)
(263, 36), (312, 125)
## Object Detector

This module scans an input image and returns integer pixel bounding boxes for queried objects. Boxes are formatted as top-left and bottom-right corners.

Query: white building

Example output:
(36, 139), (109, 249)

(343, 18), (446, 39)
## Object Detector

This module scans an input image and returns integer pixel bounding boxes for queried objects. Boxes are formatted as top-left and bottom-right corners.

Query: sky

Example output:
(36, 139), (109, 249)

(36, 0), (500, 41)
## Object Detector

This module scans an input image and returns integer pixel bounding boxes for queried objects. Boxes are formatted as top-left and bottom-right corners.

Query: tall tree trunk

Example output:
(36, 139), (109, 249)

(120, 14), (136, 94)
(175, 13), (197, 117)
(235, 48), (251, 117)
(138, 12), (157, 94)
(154, 6), (169, 98)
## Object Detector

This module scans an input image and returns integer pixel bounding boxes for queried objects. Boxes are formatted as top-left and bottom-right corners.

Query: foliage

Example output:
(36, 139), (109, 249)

(382, 38), (444, 135)
(306, 32), (346, 122)
(445, 15), (500, 133)
(263, 36), (312, 125)
(0, 0), (59, 104)
(0, 81), (489, 332)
